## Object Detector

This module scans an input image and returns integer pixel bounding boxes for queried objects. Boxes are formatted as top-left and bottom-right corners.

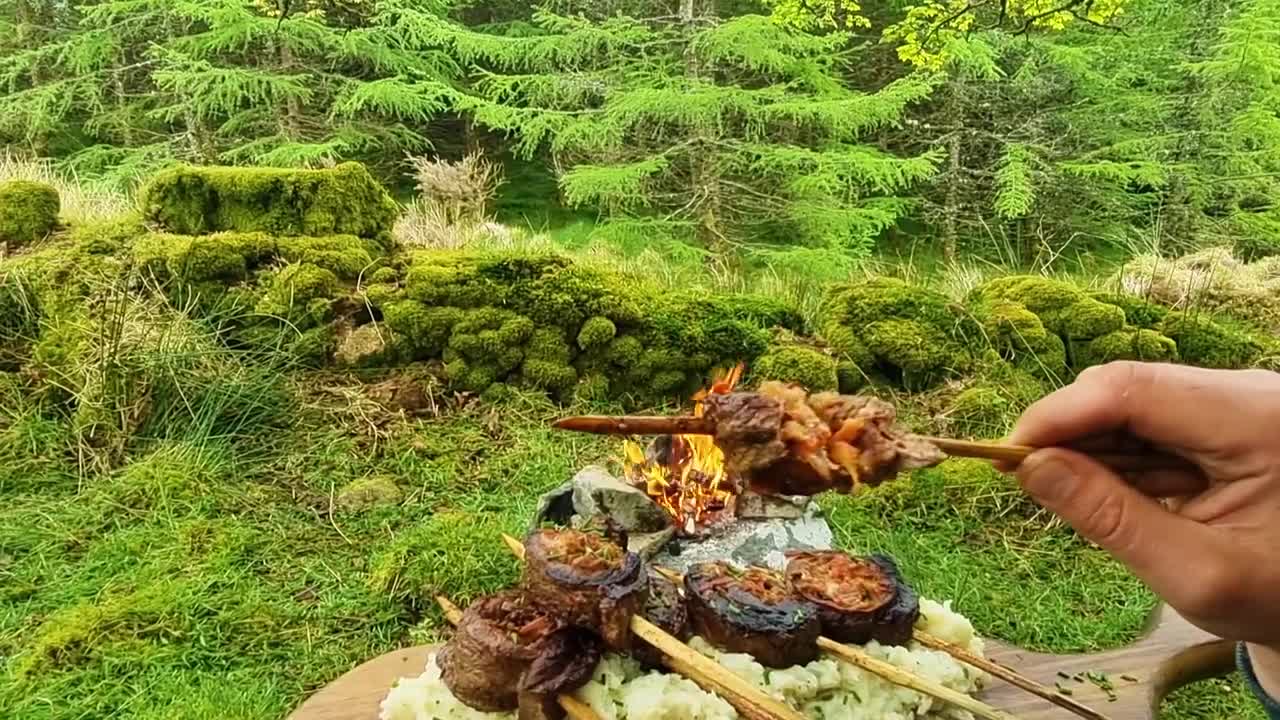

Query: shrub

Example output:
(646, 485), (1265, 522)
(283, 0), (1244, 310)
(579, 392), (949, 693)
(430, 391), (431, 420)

(1160, 312), (1263, 369)
(751, 344), (838, 391)
(139, 162), (397, 238)
(0, 180), (60, 247)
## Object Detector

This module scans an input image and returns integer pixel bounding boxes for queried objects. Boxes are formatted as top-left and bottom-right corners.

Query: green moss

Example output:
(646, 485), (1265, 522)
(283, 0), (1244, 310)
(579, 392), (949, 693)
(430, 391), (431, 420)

(274, 235), (381, 279)
(139, 162), (397, 238)
(520, 359), (578, 396)
(370, 267), (399, 284)
(1160, 312), (1263, 369)
(751, 345), (838, 392)
(1079, 329), (1178, 368)
(835, 360), (864, 393)
(1090, 292), (1169, 329)
(70, 215), (146, 256)
(973, 276), (1123, 340)
(577, 316), (617, 351)
(269, 264), (338, 305)
(822, 278), (971, 389)
(524, 327), (572, 364)
(973, 299), (1068, 379)
(943, 357), (1046, 438)
(0, 180), (60, 247)
(605, 335), (643, 367)
(382, 302), (462, 359)
(364, 283), (400, 309)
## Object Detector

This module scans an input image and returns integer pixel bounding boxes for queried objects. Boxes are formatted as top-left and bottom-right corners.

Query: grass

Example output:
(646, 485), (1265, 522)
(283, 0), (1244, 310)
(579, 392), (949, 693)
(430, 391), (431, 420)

(0, 152), (132, 225)
(1162, 674), (1268, 720)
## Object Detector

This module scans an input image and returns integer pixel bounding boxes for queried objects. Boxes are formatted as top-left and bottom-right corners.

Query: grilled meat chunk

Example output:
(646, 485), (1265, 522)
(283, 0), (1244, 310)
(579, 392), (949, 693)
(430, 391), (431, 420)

(703, 382), (944, 496)
(684, 562), (820, 668)
(634, 568), (689, 669)
(438, 591), (601, 713)
(521, 528), (648, 651)
(786, 551), (919, 646)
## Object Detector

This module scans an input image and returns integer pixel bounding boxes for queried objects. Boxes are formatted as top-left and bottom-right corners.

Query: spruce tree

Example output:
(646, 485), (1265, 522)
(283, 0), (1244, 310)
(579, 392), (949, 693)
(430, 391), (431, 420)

(446, 4), (939, 265)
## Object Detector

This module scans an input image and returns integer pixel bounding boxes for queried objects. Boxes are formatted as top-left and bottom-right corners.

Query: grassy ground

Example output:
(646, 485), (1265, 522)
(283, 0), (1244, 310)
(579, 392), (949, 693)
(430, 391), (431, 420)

(2, 369), (1252, 718)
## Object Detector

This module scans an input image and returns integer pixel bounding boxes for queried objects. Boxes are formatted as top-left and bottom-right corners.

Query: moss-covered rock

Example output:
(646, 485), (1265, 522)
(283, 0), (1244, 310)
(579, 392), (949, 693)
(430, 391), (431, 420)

(1078, 329), (1179, 367)
(821, 277), (972, 389)
(971, 299), (1068, 380)
(139, 162), (397, 238)
(751, 344), (838, 392)
(971, 276), (1124, 339)
(577, 316), (617, 351)
(0, 180), (59, 247)
(1090, 292), (1169, 329)
(1160, 312), (1263, 369)
(382, 302), (462, 360)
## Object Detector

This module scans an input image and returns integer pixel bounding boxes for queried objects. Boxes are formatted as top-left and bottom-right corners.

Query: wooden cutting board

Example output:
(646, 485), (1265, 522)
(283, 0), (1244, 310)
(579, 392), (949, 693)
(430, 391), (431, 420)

(289, 604), (1235, 720)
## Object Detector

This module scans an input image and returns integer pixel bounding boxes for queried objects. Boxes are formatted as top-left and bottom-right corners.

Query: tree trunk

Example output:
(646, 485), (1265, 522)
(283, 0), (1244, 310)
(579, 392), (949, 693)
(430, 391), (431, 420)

(15, 0), (48, 155)
(942, 131), (961, 263)
(681, 0), (727, 256)
(278, 40), (304, 143)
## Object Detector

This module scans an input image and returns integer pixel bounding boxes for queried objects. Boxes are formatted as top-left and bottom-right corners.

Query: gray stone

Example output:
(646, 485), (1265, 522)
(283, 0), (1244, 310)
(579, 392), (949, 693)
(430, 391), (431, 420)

(533, 480), (575, 526)
(568, 466), (671, 533)
(627, 527), (676, 559)
(735, 491), (808, 520)
(651, 512), (834, 575)
(335, 475), (403, 511)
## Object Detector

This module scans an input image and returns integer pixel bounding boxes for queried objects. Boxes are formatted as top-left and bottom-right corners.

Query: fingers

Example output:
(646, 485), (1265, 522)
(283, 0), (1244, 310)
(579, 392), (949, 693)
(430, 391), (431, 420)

(1008, 362), (1258, 454)
(1016, 447), (1226, 610)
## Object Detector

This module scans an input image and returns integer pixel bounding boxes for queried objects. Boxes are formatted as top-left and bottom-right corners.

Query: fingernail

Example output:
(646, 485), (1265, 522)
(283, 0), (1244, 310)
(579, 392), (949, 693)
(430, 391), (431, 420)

(1019, 452), (1079, 507)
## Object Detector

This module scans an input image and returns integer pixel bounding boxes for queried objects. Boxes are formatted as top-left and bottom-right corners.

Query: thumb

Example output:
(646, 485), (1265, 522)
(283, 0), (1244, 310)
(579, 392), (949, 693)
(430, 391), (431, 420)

(1017, 448), (1218, 606)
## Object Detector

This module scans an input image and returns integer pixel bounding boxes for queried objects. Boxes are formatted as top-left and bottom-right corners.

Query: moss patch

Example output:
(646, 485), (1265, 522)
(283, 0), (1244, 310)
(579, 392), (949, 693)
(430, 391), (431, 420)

(751, 343), (838, 391)
(822, 277), (973, 389)
(0, 180), (60, 247)
(138, 162), (397, 239)
(1160, 312), (1264, 369)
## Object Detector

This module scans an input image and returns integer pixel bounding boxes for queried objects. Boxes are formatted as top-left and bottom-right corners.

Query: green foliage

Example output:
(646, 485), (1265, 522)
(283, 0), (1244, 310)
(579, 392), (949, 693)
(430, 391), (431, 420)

(139, 163), (397, 239)
(751, 343), (838, 392)
(0, 180), (60, 246)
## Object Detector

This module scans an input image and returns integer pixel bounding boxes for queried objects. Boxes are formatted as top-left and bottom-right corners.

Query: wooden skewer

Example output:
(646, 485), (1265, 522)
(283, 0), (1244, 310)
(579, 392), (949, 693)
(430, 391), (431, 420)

(435, 595), (602, 720)
(500, 534), (805, 720)
(912, 630), (1113, 720)
(646, 567), (1021, 720)
(552, 415), (1195, 474)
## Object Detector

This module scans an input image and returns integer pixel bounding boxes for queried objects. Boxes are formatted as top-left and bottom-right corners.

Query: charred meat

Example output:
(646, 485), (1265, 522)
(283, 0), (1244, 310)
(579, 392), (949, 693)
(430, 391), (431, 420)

(786, 551), (920, 646)
(634, 568), (689, 669)
(684, 562), (820, 668)
(703, 382), (945, 496)
(438, 591), (601, 714)
(521, 528), (648, 651)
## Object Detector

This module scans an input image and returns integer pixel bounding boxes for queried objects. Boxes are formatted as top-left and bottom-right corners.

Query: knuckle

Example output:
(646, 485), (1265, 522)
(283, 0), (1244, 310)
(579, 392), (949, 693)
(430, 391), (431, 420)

(1177, 563), (1238, 619)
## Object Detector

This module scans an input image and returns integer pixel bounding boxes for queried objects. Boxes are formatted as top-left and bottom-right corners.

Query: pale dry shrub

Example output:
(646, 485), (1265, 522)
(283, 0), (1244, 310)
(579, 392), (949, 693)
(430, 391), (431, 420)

(394, 199), (548, 251)
(1118, 246), (1280, 330)
(406, 152), (504, 226)
(0, 151), (132, 223)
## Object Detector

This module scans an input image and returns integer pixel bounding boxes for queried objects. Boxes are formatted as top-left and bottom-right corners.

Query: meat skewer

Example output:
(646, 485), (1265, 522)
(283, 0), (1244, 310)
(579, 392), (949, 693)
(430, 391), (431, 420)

(653, 562), (1111, 720)
(520, 526), (647, 651)
(683, 562), (821, 668)
(435, 590), (602, 719)
(500, 533), (808, 720)
(436, 596), (602, 720)
(553, 416), (1196, 475)
(784, 550), (919, 646)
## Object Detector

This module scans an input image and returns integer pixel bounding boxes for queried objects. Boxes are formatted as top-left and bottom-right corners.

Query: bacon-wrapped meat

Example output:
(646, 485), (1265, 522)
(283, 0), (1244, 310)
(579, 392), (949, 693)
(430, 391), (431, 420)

(521, 528), (648, 651)
(785, 550), (920, 646)
(437, 591), (601, 715)
(703, 382), (945, 496)
(684, 562), (820, 668)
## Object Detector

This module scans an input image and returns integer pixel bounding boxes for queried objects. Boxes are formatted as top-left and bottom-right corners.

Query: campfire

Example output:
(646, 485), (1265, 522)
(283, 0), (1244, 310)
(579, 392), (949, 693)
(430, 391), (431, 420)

(621, 365), (745, 537)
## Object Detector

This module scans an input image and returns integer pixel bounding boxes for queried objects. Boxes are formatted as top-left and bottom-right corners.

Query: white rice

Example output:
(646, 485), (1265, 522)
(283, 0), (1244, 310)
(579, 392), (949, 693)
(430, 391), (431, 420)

(380, 598), (988, 720)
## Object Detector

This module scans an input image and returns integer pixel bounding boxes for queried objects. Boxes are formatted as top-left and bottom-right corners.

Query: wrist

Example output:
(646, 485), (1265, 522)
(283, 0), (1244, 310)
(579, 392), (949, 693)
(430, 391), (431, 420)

(1247, 643), (1280, 703)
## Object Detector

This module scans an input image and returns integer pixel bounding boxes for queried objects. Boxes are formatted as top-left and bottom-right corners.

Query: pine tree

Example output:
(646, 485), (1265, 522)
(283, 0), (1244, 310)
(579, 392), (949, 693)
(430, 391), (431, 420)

(0, 0), (468, 182)
(446, 4), (940, 263)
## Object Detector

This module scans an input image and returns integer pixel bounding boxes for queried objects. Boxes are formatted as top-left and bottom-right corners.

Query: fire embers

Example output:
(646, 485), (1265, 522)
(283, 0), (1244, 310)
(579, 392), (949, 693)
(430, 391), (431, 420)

(704, 382), (946, 497)
(684, 562), (821, 669)
(622, 365), (745, 537)
(521, 528), (649, 651)
(786, 551), (920, 646)
(437, 591), (601, 714)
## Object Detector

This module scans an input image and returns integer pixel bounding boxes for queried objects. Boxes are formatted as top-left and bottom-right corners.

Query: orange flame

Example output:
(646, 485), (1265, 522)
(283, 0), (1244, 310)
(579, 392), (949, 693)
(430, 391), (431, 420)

(622, 363), (744, 536)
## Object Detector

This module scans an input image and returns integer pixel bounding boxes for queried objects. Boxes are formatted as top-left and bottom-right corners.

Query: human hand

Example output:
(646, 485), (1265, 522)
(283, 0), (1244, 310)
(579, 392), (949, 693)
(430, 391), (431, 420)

(1003, 362), (1280, 695)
